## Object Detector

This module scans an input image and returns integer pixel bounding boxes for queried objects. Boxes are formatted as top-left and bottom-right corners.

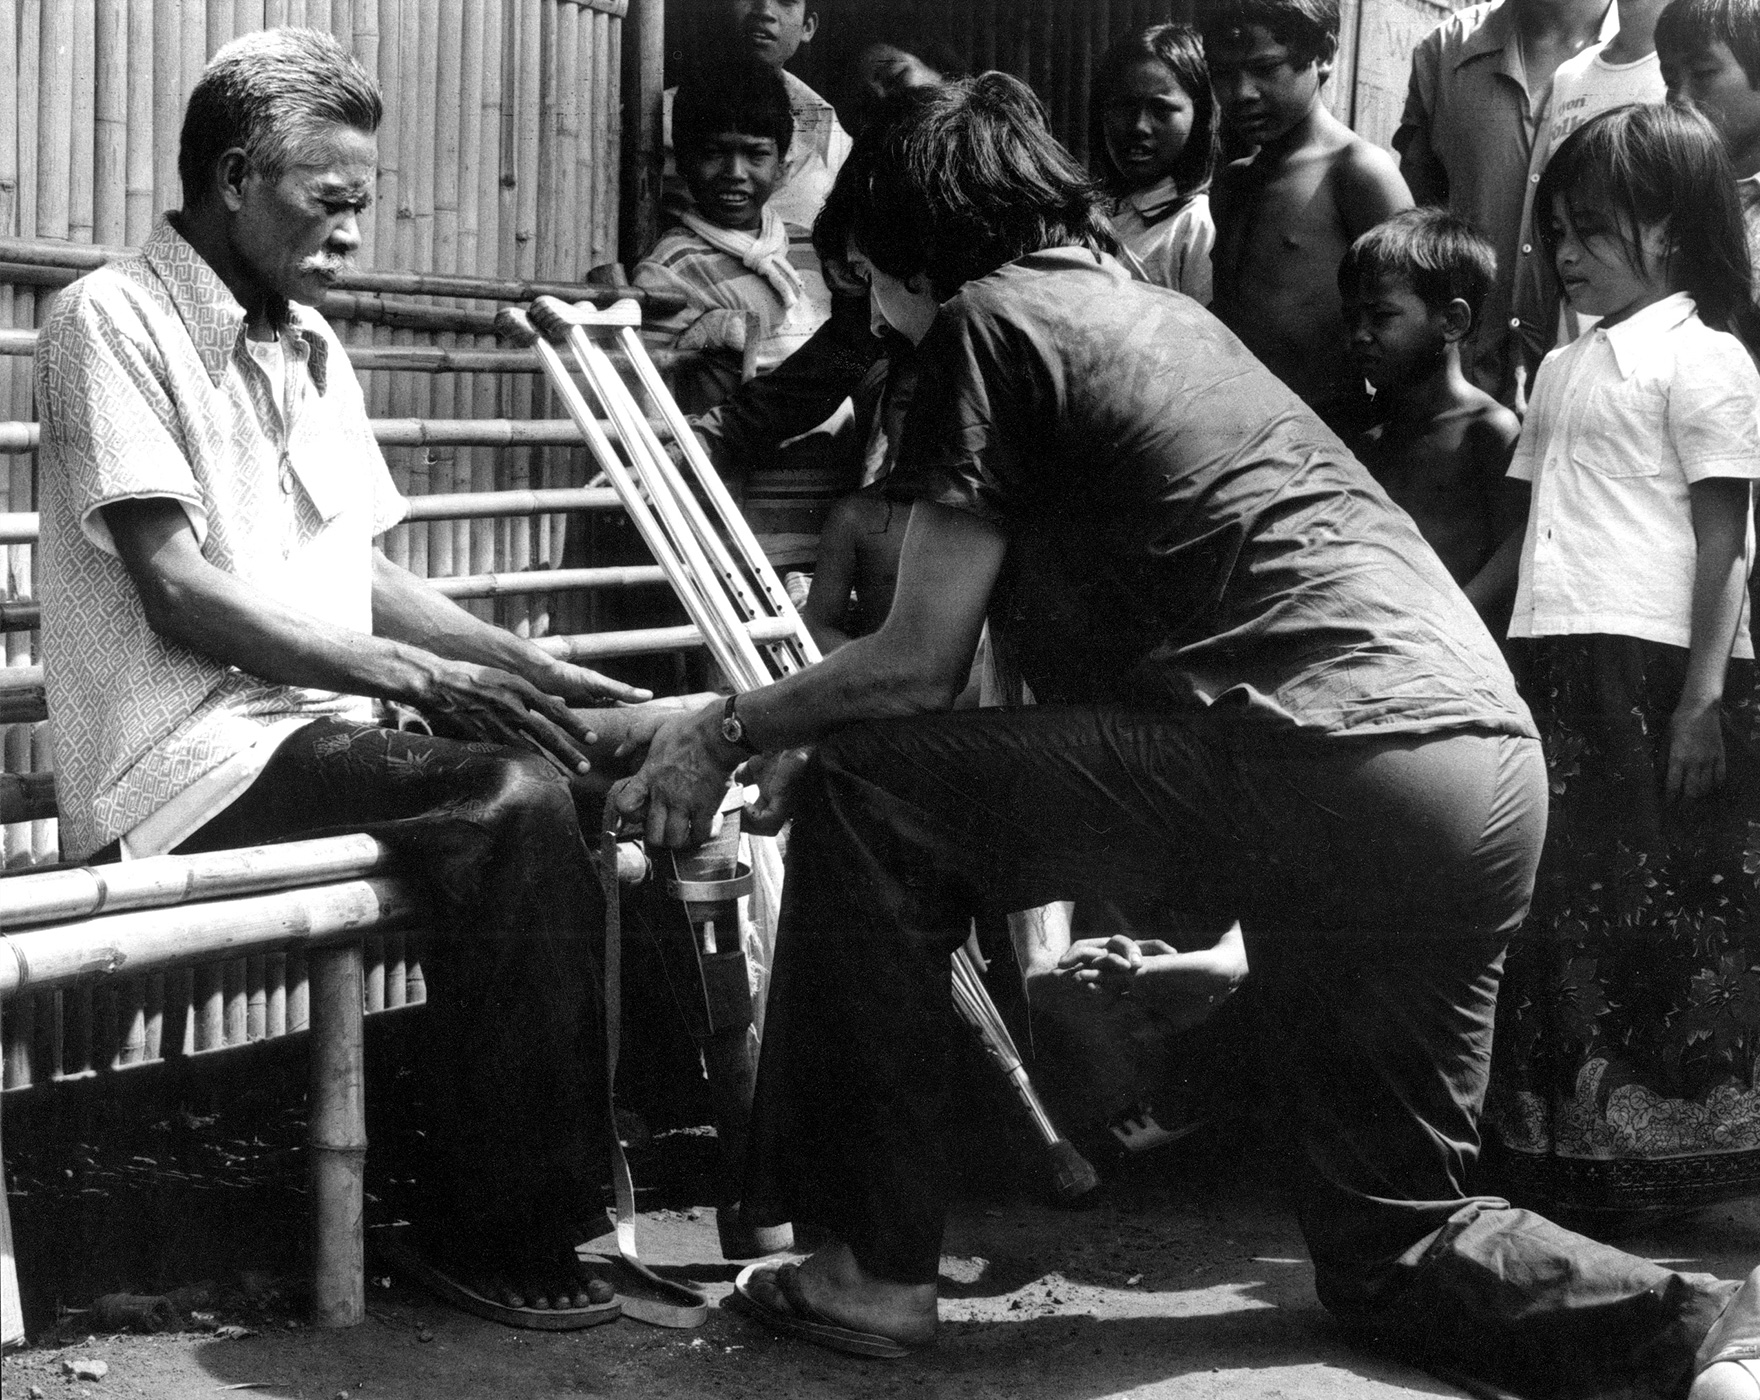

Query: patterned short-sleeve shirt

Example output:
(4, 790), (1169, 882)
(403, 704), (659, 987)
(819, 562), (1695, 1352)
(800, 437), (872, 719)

(36, 217), (406, 858)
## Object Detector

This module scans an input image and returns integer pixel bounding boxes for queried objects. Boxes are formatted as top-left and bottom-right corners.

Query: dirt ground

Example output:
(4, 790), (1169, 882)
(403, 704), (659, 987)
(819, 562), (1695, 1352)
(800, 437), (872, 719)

(7, 1112), (1760, 1400)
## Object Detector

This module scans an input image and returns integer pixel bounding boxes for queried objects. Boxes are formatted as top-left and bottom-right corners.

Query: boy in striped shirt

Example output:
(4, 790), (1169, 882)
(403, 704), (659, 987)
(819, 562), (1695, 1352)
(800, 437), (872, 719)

(635, 59), (832, 415)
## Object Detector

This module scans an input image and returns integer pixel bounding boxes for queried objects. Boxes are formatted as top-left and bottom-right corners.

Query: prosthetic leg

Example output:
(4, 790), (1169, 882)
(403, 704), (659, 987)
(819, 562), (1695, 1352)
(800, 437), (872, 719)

(499, 299), (1096, 1262)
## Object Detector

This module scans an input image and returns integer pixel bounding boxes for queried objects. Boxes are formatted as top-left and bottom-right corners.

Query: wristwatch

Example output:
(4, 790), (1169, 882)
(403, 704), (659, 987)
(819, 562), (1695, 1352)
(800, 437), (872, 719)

(720, 693), (760, 756)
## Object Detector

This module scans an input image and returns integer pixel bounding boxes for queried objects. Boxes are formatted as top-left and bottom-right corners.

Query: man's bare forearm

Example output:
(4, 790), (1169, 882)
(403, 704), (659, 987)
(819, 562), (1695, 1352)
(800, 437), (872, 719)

(371, 552), (560, 688)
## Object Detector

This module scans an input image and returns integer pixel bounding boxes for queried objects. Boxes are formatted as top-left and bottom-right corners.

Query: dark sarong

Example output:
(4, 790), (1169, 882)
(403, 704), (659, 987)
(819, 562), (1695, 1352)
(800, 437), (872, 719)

(1487, 637), (1760, 1216)
(175, 716), (609, 1266)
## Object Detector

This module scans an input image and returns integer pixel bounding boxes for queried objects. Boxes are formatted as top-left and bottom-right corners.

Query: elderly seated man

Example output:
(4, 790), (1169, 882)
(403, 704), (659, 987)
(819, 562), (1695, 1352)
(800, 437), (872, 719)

(34, 27), (681, 1320)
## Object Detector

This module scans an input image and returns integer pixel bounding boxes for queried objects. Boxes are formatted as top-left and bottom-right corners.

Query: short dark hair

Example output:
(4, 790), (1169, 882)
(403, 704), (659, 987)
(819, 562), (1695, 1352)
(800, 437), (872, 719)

(1538, 102), (1758, 343)
(830, 73), (1116, 301)
(1337, 209), (1497, 331)
(180, 28), (382, 207)
(1657, 0), (1760, 88)
(1193, 0), (1340, 66)
(845, 19), (967, 88)
(1088, 24), (1218, 200)
(673, 60), (794, 161)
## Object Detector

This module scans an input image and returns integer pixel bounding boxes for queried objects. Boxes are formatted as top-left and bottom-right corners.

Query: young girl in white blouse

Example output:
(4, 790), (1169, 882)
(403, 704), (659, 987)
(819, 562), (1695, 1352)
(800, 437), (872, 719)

(1468, 105), (1760, 1351)
(1088, 24), (1218, 302)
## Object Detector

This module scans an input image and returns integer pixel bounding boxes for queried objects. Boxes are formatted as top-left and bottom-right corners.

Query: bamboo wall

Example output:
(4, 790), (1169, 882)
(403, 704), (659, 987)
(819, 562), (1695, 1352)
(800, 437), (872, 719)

(0, 0), (633, 868)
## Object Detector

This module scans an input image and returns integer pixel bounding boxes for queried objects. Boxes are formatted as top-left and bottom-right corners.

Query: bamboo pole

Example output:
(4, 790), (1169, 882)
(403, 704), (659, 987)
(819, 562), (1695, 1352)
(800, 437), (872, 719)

(505, 0), (544, 636)
(153, 0), (181, 216)
(308, 941), (365, 1327)
(144, 971), (164, 1060)
(70, 0), (98, 246)
(247, 953), (266, 1039)
(0, 876), (419, 999)
(207, 0), (234, 56)
(265, 0), (288, 26)
(182, 3), (209, 112)
(469, 0), (503, 590)
(287, 949), (308, 1032)
(196, 964), (222, 1050)
(455, 0), (485, 581)
(224, 955), (247, 1044)
(429, 0), (464, 581)
(236, 0), (265, 36)
(94, 0), (127, 246)
(345, 1), (373, 252)
(0, 239), (688, 308)
(0, 0), (20, 868)
(365, 0), (399, 491)
(37, 1), (74, 244)
(266, 951), (287, 1036)
(0, 833), (395, 930)
(125, 0), (156, 242)
(363, 936), (384, 1013)
(620, 0), (664, 272)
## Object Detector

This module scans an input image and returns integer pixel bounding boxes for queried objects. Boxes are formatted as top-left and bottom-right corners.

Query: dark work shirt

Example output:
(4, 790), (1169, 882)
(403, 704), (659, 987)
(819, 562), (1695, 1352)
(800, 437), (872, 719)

(888, 249), (1537, 741)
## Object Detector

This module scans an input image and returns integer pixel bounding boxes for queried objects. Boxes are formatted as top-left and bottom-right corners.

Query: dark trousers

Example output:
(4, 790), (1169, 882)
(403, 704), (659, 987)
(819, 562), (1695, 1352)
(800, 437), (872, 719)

(743, 705), (1741, 1399)
(176, 717), (607, 1266)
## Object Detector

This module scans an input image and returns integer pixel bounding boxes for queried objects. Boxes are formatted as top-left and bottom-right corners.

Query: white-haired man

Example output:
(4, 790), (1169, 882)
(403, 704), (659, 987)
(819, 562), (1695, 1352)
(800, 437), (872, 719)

(35, 27), (673, 1320)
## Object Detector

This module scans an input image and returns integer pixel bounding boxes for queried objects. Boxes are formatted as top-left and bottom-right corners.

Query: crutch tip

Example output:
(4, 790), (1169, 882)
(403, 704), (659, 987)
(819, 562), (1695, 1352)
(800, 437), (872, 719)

(1046, 1138), (1100, 1203)
(495, 305), (538, 346)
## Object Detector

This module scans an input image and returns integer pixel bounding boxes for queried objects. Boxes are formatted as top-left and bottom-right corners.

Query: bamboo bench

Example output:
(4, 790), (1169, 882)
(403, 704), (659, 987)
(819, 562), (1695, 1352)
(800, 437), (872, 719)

(2, 835), (422, 1327)
(0, 247), (772, 1337)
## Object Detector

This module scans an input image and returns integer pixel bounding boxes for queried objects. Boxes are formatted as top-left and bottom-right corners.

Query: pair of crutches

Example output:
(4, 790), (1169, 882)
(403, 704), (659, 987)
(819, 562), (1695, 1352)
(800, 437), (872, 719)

(497, 297), (1097, 1216)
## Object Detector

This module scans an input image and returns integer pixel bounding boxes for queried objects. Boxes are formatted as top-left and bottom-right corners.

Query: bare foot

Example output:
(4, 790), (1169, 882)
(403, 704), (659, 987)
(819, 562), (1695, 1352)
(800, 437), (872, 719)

(748, 1242), (938, 1348)
(1691, 1361), (1760, 1400)
(431, 1237), (614, 1311)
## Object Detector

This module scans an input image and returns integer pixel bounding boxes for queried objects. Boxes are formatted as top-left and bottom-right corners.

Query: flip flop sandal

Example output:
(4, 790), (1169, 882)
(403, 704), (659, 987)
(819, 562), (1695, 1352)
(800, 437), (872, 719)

(371, 1224), (622, 1332)
(727, 1262), (914, 1360)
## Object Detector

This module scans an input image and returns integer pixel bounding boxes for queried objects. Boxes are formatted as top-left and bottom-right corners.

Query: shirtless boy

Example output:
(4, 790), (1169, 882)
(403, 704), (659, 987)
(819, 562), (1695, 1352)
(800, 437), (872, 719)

(1340, 209), (1520, 590)
(1197, 0), (1412, 432)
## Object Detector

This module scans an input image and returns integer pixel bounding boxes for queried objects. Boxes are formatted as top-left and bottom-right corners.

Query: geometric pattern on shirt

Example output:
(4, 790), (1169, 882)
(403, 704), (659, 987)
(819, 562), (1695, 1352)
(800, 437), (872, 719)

(35, 216), (407, 859)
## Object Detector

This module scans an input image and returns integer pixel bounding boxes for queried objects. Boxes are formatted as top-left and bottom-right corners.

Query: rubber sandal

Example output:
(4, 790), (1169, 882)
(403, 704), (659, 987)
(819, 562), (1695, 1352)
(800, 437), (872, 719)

(727, 1262), (914, 1359)
(371, 1224), (622, 1332)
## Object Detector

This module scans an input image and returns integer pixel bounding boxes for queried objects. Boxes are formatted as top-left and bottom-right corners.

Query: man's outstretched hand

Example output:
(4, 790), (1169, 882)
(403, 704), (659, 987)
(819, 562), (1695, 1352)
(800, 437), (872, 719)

(419, 656), (608, 775)
(537, 656), (652, 707)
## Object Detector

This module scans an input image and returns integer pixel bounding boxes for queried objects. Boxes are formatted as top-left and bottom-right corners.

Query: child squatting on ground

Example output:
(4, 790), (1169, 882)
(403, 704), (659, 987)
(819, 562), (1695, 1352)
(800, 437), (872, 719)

(1197, 0), (1412, 432)
(1088, 23), (1219, 301)
(634, 59), (832, 416)
(1339, 210), (1521, 595)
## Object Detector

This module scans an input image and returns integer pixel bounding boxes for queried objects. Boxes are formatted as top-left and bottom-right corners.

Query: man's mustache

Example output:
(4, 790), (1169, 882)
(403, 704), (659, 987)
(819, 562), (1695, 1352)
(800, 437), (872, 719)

(299, 254), (350, 277)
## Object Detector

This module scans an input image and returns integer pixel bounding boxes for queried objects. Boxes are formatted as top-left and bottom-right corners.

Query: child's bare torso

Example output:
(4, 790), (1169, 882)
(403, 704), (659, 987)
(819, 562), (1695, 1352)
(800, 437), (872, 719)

(843, 492), (906, 636)
(1212, 125), (1396, 412)
(1356, 396), (1517, 585)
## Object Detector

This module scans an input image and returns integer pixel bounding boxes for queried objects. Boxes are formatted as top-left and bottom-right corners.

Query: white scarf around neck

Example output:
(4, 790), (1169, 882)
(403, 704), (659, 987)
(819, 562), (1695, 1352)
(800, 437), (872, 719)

(678, 205), (803, 309)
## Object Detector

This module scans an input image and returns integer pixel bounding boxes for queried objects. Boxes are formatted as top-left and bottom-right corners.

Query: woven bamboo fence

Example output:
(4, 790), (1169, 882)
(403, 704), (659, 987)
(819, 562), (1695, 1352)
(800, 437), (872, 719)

(0, 0), (641, 869)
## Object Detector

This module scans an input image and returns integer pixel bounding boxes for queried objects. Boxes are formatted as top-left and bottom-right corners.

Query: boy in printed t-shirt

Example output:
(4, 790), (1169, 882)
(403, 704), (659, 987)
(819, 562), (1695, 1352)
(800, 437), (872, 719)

(1198, 0), (1413, 434)
(635, 61), (831, 415)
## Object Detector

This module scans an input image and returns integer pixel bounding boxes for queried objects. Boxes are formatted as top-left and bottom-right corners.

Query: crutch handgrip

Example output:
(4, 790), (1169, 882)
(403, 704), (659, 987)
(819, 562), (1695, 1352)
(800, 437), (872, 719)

(494, 305), (539, 346)
(529, 294), (643, 342)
